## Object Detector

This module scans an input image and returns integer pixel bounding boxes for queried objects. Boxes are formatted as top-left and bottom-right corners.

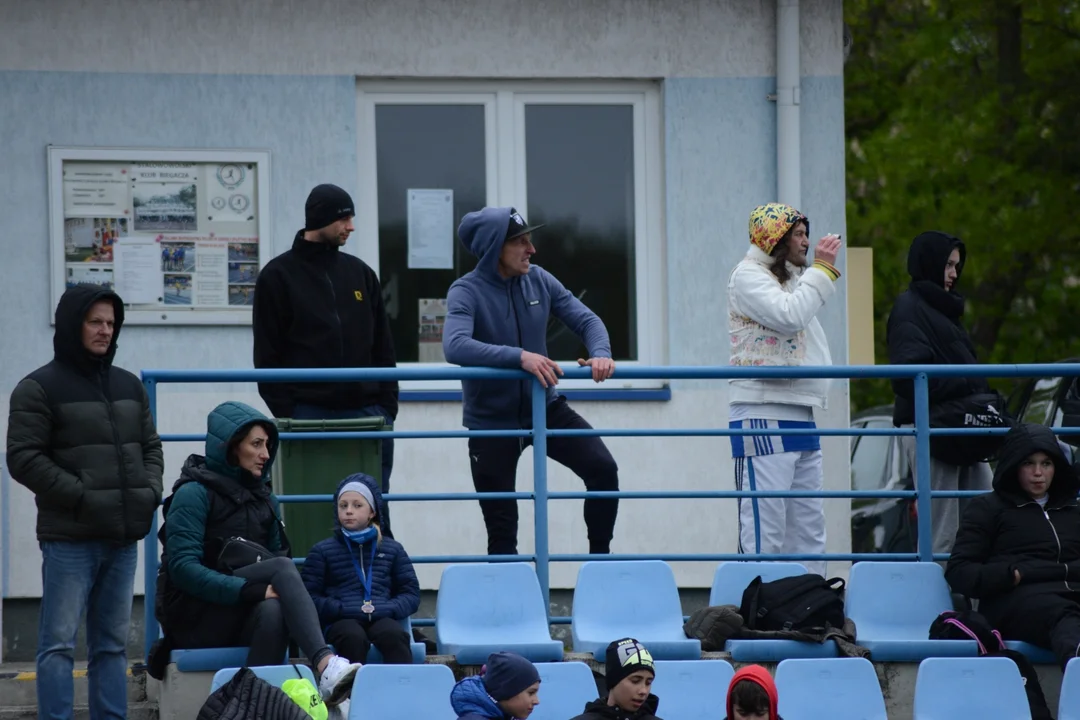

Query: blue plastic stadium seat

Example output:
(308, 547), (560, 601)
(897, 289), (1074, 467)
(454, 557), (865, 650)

(709, 561), (836, 661)
(531, 662), (599, 720)
(776, 658), (887, 720)
(1005, 640), (1057, 664)
(170, 647), (252, 673)
(436, 563), (564, 663)
(347, 663), (456, 720)
(210, 664), (317, 692)
(1059, 657), (1080, 720)
(365, 616), (426, 664)
(649, 660), (735, 719)
(914, 657), (1030, 719)
(571, 561), (701, 661)
(846, 562), (977, 661)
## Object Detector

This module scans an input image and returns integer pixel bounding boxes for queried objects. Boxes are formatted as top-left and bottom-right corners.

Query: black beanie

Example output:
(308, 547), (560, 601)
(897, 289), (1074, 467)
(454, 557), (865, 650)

(481, 652), (540, 701)
(305, 184), (355, 231)
(605, 638), (655, 691)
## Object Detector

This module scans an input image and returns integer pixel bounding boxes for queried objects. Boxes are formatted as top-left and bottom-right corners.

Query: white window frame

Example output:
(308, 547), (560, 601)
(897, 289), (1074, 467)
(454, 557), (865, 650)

(355, 80), (666, 391)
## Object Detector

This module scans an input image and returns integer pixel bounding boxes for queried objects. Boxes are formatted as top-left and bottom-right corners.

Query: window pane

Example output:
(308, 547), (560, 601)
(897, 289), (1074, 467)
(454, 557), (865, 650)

(1020, 377), (1064, 425)
(524, 104), (637, 360)
(851, 419), (892, 491)
(375, 104), (486, 363)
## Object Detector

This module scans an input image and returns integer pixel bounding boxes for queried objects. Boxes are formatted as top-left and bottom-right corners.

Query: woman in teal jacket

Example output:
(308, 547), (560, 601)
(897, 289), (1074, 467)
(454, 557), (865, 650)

(156, 401), (357, 706)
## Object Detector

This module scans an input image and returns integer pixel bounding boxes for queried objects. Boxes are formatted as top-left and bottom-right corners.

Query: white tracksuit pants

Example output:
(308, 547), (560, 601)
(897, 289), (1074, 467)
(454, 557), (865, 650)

(735, 450), (827, 577)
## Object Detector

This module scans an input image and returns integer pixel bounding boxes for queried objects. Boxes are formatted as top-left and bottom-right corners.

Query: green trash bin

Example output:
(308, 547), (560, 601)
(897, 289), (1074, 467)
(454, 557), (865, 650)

(271, 416), (387, 559)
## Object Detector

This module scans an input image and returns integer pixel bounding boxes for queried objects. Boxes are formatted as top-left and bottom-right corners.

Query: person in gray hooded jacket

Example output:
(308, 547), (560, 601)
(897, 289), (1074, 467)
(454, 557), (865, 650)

(443, 206), (620, 556)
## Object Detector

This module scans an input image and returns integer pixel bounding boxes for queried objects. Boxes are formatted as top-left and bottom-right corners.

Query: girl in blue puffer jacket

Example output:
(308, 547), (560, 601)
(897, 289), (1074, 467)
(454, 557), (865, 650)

(301, 473), (421, 664)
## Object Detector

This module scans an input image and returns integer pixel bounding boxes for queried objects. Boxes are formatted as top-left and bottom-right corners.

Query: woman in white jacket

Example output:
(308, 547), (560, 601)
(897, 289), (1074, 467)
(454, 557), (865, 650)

(727, 203), (843, 576)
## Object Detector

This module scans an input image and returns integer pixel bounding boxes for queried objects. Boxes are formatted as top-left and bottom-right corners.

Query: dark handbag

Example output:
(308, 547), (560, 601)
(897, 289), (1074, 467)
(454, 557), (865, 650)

(217, 536), (275, 573)
(929, 391), (1013, 465)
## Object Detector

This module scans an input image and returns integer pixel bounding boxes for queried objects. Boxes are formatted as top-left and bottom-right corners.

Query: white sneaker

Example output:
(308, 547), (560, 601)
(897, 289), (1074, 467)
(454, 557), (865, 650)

(319, 655), (361, 707)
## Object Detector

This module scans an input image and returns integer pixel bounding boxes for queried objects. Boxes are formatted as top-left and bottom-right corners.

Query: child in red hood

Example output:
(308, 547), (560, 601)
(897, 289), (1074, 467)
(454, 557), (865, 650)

(724, 665), (782, 720)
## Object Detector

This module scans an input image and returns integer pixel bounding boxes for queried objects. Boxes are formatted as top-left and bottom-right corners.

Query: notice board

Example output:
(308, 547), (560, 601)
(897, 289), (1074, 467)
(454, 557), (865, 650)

(47, 146), (271, 325)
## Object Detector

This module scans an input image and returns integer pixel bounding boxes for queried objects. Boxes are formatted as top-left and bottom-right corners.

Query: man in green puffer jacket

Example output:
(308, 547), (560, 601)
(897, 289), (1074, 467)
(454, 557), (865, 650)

(7, 284), (164, 720)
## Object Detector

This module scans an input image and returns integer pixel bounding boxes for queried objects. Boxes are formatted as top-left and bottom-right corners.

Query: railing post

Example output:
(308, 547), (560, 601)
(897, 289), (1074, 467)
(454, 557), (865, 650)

(143, 377), (159, 661)
(531, 379), (551, 613)
(913, 372), (934, 562)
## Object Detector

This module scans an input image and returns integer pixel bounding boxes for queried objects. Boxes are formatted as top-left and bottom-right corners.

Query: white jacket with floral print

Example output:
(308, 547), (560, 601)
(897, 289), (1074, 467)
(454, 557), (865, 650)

(727, 245), (839, 409)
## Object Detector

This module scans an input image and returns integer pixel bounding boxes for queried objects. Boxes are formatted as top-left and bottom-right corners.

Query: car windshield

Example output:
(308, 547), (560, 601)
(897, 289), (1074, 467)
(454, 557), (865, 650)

(1021, 377), (1065, 426)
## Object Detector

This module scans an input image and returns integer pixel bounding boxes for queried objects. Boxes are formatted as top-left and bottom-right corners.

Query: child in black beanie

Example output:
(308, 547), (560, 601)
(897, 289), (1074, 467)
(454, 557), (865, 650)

(570, 637), (663, 719)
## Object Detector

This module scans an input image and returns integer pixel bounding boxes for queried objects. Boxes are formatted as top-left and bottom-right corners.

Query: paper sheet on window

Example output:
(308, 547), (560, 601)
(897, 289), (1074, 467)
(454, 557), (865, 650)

(406, 189), (454, 270)
(112, 242), (162, 304)
(418, 298), (448, 363)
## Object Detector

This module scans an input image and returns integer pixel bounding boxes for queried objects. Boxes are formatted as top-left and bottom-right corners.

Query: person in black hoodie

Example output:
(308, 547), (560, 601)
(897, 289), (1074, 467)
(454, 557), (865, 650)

(570, 638), (663, 720)
(887, 230), (993, 556)
(946, 423), (1080, 668)
(253, 183), (398, 530)
(7, 285), (163, 720)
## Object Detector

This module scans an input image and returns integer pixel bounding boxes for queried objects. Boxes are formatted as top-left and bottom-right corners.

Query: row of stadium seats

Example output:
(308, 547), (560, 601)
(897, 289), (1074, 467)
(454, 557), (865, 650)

(168, 559), (1057, 672)
(210, 655), (1080, 720)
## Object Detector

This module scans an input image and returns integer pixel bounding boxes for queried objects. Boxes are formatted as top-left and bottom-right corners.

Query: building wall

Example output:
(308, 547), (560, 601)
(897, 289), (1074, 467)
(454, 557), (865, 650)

(0, 0), (848, 598)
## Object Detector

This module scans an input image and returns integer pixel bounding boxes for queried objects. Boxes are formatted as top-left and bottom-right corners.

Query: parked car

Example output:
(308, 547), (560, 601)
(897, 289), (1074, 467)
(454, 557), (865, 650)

(850, 363), (1080, 555)
(850, 405), (915, 555)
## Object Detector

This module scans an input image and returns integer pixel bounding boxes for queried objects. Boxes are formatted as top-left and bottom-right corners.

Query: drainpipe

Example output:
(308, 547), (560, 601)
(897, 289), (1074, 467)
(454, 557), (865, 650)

(776, 0), (801, 208)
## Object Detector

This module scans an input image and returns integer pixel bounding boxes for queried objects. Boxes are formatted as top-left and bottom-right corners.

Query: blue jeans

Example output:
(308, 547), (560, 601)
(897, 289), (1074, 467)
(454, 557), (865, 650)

(38, 541), (137, 720)
(291, 403), (394, 534)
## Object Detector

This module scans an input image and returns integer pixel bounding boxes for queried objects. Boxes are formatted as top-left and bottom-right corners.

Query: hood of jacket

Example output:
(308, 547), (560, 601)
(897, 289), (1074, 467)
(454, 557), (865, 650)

(727, 665), (779, 720)
(578, 694), (660, 718)
(450, 676), (508, 719)
(53, 284), (125, 374)
(333, 473), (386, 530)
(992, 423), (1079, 506)
(458, 206), (515, 285)
(908, 231), (966, 287)
(204, 401), (279, 482)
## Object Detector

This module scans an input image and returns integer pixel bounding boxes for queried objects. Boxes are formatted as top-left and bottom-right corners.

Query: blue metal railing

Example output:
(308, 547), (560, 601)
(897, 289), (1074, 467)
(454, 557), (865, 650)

(140, 363), (1080, 659)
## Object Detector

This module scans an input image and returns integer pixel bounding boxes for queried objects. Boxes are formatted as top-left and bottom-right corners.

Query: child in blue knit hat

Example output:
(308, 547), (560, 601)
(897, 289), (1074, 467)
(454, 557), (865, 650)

(450, 652), (541, 719)
(301, 473), (420, 664)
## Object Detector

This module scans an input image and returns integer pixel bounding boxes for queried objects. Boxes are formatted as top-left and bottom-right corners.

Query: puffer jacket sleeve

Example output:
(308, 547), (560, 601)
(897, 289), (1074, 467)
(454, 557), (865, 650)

(375, 540), (421, 621)
(266, 495), (286, 555)
(139, 387), (164, 502)
(945, 496), (1017, 599)
(6, 378), (84, 509)
(887, 315), (972, 403)
(166, 482), (247, 605)
(300, 540), (345, 626)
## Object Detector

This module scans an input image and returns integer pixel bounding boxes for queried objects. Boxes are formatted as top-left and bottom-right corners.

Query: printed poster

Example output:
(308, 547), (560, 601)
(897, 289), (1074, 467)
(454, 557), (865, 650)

(406, 189), (454, 270)
(63, 163), (131, 217)
(418, 298), (448, 363)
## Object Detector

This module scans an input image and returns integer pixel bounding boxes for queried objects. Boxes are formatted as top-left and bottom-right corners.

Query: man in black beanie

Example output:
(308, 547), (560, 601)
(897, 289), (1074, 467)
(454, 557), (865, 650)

(571, 638), (661, 719)
(253, 183), (399, 532)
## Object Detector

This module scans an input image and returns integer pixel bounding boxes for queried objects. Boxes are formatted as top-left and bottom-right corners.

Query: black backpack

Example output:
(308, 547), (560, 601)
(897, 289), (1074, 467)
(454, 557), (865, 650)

(929, 611), (1053, 720)
(738, 574), (846, 632)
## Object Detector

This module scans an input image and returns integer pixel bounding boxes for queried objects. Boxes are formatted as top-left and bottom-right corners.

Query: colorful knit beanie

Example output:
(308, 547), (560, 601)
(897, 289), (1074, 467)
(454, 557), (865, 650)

(748, 203), (809, 255)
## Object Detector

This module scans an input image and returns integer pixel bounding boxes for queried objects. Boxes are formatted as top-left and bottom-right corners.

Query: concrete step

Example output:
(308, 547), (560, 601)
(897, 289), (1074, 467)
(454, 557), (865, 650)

(0, 703), (156, 720)
(0, 665), (148, 707)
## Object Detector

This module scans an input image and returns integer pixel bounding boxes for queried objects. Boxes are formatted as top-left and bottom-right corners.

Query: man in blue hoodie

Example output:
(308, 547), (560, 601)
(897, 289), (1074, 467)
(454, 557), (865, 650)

(443, 206), (620, 555)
